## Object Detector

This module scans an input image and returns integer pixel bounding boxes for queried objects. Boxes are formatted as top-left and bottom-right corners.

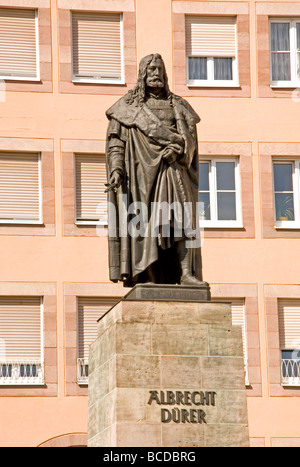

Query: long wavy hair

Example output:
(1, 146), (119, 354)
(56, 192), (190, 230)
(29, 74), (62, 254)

(125, 54), (172, 106)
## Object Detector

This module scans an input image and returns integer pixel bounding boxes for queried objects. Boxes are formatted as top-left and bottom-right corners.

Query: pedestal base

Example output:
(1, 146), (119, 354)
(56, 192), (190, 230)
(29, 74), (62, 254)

(88, 286), (249, 447)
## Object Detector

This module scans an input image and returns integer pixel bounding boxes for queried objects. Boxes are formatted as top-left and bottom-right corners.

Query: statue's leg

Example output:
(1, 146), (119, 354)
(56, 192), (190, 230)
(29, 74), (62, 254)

(178, 240), (203, 286)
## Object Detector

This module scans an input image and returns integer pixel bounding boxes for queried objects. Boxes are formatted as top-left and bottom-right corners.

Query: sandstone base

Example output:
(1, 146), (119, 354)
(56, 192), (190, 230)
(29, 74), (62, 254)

(87, 292), (249, 447)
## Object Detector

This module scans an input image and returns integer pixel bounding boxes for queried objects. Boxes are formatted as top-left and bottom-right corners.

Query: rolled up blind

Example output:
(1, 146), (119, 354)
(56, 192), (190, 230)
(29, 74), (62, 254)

(0, 8), (38, 78)
(0, 152), (40, 222)
(0, 297), (42, 361)
(75, 154), (107, 223)
(214, 298), (247, 362)
(278, 299), (300, 349)
(77, 297), (119, 359)
(186, 16), (236, 57)
(72, 12), (122, 81)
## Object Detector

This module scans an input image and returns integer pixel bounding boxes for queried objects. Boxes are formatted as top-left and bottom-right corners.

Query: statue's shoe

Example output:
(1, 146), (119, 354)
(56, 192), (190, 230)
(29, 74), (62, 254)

(180, 274), (204, 287)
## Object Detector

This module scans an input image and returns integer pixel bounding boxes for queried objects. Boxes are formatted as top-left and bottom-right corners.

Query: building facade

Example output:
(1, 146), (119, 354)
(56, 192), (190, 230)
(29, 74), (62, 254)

(1, 0), (300, 447)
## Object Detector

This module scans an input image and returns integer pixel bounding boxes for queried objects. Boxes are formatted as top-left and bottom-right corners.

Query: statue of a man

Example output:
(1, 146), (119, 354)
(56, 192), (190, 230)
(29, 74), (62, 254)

(105, 53), (203, 287)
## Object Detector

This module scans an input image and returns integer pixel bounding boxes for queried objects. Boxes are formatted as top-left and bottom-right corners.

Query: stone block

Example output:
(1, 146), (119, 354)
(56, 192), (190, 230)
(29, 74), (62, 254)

(208, 324), (244, 357)
(152, 324), (208, 355)
(201, 357), (246, 390)
(88, 289), (249, 447)
(116, 424), (161, 447)
(115, 355), (161, 388)
(115, 322), (152, 355)
(160, 356), (202, 388)
(162, 424), (205, 448)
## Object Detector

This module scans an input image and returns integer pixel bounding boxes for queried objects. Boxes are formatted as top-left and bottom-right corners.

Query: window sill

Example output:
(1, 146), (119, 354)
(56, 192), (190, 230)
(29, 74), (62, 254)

(281, 382), (300, 387)
(275, 224), (300, 230)
(0, 76), (40, 82)
(72, 78), (125, 86)
(187, 82), (240, 88)
(75, 221), (108, 227)
(200, 222), (244, 229)
(0, 220), (43, 225)
(270, 84), (299, 89)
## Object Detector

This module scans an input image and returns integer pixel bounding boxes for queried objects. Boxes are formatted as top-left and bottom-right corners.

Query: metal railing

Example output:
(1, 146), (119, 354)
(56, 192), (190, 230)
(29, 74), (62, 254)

(281, 358), (300, 386)
(77, 358), (89, 385)
(0, 360), (44, 385)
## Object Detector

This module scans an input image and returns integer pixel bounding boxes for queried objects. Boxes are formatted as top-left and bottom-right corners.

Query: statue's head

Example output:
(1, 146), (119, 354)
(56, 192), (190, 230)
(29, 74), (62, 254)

(126, 54), (171, 105)
(144, 54), (166, 90)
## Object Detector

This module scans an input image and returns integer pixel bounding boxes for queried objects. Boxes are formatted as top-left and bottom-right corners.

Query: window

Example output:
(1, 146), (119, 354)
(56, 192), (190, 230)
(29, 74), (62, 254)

(75, 154), (107, 225)
(185, 16), (238, 86)
(278, 299), (300, 386)
(77, 297), (118, 384)
(72, 12), (124, 84)
(0, 297), (44, 385)
(214, 298), (248, 385)
(273, 160), (300, 228)
(270, 19), (300, 87)
(0, 152), (42, 224)
(198, 158), (242, 227)
(0, 8), (39, 81)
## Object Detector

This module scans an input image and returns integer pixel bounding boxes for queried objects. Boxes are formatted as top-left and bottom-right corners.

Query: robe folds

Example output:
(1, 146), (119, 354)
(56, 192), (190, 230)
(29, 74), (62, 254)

(105, 93), (202, 286)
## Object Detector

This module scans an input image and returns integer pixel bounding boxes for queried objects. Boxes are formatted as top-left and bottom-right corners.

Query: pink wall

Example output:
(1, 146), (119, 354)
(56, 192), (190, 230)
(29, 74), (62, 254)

(1, 0), (300, 447)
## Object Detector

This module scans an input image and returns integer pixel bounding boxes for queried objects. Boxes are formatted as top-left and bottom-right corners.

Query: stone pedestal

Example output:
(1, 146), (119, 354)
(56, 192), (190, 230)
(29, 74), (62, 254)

(88, 286), (249, 447)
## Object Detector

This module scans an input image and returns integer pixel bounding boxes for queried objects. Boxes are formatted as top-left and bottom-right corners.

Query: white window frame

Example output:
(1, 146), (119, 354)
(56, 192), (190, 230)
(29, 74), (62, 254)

(273, 159), (300, 229)
(199, 157), (242, 228)
(0, 152), (43, 225)
(186, 19), (239, 87)
(269, 18), (300, 88)
(76, 297), (88, 385)
(0, 297), (44, 386)
(71, 12), (125, 85)
(0, 9), (40, 82)
(74, 153), (108, 227)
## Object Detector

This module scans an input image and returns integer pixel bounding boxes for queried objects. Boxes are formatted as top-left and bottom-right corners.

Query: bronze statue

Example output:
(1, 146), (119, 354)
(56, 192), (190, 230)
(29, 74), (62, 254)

(105, 54), (203, 287)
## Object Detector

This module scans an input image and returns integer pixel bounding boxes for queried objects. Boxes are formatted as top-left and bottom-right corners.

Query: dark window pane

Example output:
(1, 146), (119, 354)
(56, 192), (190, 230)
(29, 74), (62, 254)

(271, 52), (291, 81)
(273, 163), (293, 191)
(214, 58), (233, 80)
(199, 163), (210, 191)
(198, 192), (210, 220)
(217, 192), (236, 220)
(282, 350), (300, 359)
(188, 57), (207, 80)
(216, 162), (235, 190)
(271, 23), (290, 51)
(275, 193), (295, 221)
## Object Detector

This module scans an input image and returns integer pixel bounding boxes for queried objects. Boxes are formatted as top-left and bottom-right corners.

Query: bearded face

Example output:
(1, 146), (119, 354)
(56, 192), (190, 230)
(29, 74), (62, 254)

(145, 57), (165, 90)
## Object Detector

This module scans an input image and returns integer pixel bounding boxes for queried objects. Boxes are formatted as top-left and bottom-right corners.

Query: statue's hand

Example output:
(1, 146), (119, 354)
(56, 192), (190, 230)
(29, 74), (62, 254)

(105, 171), (123, 192)
(162, 148), (178, 165)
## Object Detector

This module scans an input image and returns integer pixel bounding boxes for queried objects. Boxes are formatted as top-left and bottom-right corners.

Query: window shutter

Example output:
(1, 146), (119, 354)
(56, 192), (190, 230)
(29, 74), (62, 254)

(0, 8), (38, 79)
(0, 297), (42, 361)
(278, 299), (300, 349)
(0, 152), (40, 222)
(186, 16), (236, 57)
(77, 297), (119, 360)
(72, 12), (122, 81)
(75, 154), (107, 223)
(213, 297), (247, 360)
(230, 298), (247, 358)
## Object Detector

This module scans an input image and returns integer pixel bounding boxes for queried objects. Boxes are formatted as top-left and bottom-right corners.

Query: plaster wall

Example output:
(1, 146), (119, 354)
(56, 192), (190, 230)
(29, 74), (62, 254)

(0, 0), (300, 447)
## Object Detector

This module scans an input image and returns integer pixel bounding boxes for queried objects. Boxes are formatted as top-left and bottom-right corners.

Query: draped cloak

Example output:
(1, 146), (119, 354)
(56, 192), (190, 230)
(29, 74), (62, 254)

(105, 93), (202, 286)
